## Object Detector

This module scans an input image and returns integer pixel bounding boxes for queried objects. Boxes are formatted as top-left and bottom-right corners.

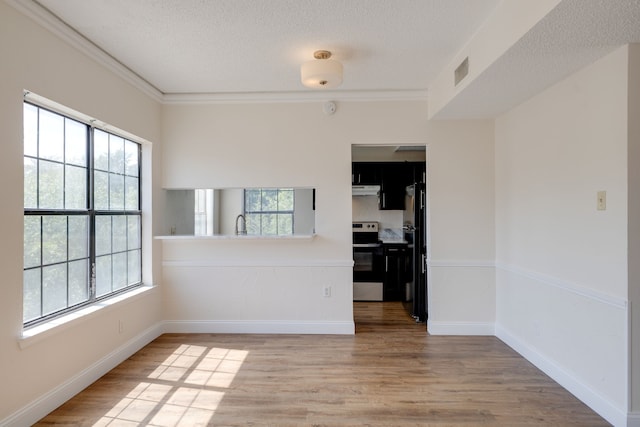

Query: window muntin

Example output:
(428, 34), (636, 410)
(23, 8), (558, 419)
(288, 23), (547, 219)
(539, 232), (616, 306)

(23, 102), (142, 326)
(244, 188), (294, 236)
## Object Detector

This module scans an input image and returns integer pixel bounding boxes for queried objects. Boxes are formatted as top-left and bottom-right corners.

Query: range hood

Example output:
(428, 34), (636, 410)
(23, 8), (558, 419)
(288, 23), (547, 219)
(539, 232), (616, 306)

(352, 185), (380, 196)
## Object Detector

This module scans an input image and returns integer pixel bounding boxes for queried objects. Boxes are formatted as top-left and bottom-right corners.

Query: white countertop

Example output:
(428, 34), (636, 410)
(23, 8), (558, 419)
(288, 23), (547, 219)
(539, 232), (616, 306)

(379, 228), (407, 244)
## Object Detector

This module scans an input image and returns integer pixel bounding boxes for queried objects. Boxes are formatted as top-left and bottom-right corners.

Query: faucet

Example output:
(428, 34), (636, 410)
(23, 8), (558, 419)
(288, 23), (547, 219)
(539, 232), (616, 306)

(235, 214), (247, 235)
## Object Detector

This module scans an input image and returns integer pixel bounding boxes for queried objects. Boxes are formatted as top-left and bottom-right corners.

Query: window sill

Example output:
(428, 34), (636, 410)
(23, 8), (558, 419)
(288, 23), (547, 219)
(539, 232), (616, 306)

(19, 285), (156, 350)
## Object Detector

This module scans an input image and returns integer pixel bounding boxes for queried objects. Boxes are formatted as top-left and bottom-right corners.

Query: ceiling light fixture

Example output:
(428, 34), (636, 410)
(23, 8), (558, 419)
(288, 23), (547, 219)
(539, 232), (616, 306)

(301, 50), (343, 89)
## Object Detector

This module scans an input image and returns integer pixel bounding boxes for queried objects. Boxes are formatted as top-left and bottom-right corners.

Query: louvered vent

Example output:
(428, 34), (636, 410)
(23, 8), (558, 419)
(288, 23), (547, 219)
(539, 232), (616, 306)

(454, 57), (469, 86)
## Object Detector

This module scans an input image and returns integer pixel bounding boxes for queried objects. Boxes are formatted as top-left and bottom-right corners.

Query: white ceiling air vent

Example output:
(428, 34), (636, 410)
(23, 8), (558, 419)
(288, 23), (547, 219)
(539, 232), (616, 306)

(454, 57), (469, 86)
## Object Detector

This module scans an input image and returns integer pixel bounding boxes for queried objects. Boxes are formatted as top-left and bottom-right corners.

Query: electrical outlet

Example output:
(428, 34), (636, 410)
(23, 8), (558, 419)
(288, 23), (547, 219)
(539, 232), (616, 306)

(323, 285), (331, 298)
(118, 320), (124, 334)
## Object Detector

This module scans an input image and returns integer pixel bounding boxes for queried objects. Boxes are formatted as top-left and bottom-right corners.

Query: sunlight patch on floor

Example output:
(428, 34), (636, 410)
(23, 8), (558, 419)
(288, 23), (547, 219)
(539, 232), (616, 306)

(93, 345), (249, 426)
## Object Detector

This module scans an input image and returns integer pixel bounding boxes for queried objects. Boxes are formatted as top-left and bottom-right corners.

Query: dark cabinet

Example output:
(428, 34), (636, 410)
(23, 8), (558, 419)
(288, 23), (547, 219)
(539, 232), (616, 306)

(383, 244), (408, 301)
(378, 163), (407, 210)
(352, 161), (426, 210)
(352, 163), (380, 185)
(411, 162), (426, 184)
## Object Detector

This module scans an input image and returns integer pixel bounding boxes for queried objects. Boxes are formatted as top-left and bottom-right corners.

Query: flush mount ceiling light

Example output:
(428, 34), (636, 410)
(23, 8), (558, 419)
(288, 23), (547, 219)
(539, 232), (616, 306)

(301, 50), (343, 89)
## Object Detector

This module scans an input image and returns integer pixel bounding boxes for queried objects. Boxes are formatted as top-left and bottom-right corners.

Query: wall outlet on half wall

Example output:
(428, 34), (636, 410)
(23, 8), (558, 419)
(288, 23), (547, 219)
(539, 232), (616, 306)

(323, 285), (331, 298)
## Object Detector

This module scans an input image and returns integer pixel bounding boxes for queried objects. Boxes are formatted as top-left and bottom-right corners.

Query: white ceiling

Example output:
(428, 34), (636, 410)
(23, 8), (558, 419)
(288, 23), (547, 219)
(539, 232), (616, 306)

(31, 0), (500, 94)
(18, 0), (640, 117)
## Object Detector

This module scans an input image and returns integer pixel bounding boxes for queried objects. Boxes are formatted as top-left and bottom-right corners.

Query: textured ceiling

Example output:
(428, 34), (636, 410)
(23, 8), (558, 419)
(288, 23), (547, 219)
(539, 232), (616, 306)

(34, 0), (500, 94)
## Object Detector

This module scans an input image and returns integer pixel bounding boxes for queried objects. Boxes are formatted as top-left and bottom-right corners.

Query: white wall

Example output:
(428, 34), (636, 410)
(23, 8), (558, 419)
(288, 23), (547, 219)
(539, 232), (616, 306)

(160, 101), (495, 335)
(0, 2), (163, 424)
(495, 46), (630, 425)
(426, 121), (496, 334)
(352, 195), (404, 230)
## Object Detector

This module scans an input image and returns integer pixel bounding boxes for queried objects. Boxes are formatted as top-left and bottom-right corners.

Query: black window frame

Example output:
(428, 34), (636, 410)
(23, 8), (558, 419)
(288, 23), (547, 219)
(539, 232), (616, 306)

(23, 101), (143, 327)
(243, 188), (295, 236)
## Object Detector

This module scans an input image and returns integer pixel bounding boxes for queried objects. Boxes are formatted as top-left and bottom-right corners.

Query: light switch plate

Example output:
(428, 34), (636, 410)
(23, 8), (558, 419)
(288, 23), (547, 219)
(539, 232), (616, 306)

(597, 191), (606, 210)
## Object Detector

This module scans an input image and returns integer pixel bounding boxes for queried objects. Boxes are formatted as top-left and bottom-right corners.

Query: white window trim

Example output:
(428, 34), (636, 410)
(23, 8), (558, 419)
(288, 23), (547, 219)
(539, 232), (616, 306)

(19, 285), (156, 349)
(24, 91), (151, 146)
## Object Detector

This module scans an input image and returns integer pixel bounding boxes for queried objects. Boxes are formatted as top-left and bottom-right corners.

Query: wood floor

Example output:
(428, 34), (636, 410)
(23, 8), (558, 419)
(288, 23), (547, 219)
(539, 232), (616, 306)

(36, 302), (609, 426)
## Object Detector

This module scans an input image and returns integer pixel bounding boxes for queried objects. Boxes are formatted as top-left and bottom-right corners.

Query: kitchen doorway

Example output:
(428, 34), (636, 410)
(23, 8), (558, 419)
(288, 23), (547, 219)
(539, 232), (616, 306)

(351, 144), (428, 330)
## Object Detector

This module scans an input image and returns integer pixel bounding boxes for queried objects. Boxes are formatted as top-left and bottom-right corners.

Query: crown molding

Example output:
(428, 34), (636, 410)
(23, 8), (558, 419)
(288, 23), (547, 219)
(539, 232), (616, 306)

(161, 89), (429, 105)
(9, 0), (429, 106)
(7, 0), (164, 102)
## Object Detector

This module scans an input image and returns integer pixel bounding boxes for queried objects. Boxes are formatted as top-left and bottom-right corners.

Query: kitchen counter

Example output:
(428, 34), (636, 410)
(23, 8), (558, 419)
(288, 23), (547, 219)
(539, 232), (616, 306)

(379, 228), (407, 244)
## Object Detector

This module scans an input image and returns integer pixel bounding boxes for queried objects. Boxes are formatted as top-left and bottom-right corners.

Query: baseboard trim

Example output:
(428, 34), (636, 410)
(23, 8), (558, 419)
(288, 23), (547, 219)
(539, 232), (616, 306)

(496, 323), (627, 427)
(163, 320), (355, 335)
(427, 320), (495, 336)
(1, 323), (163, 427)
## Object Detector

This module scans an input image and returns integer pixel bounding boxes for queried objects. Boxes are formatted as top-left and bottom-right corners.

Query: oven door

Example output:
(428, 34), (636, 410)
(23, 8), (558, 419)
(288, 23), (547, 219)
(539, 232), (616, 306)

(353, 245), (383, 301)
(353, 245), (383, 282)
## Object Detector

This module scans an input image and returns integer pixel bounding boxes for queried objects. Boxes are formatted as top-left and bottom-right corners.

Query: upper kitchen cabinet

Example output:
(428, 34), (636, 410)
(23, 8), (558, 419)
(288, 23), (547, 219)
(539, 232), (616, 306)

(352, 162), (380, 185)
(352, 161), (426, 210)
(378, 163), (407, 210)
(411, 162), (426, 184)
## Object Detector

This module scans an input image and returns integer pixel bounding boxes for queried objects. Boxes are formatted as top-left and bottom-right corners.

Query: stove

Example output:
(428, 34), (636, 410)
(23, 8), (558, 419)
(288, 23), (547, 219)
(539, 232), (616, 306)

(352, 221), (380, 246)
(352, 222), (383, 301)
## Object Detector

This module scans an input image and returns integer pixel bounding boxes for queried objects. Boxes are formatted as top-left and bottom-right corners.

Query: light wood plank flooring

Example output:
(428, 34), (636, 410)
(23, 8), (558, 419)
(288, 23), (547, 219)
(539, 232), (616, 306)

(36, 302), (609, 426)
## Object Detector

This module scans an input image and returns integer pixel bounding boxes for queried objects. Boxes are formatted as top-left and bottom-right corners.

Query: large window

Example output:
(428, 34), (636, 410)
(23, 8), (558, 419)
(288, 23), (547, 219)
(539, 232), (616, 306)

(244, 188), (294, 236)
(23, 102), (142, 326)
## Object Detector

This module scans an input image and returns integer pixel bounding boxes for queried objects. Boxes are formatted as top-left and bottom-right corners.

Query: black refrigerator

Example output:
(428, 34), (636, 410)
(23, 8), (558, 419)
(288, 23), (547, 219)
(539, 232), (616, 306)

(403, 183), (427, 322)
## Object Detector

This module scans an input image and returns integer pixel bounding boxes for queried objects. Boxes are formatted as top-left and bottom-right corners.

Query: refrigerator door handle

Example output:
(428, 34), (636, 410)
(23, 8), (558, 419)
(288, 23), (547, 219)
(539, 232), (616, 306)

(421, 254), (426, 274)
